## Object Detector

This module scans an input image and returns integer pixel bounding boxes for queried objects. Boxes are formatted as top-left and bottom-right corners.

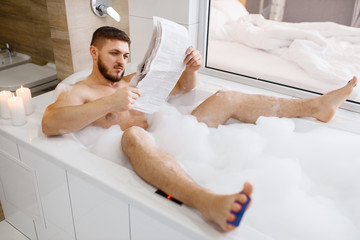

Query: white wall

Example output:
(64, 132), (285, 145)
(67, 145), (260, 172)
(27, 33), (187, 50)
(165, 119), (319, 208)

(128, 0), (199, 66)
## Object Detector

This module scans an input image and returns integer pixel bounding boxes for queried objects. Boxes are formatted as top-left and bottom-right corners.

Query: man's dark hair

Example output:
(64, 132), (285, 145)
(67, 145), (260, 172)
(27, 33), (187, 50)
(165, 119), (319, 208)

(90, 26), (131, 48)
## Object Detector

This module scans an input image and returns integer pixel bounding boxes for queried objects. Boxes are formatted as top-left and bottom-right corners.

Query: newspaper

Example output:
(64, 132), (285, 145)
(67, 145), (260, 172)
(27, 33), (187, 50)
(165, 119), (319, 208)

(129, 17), (190, 114)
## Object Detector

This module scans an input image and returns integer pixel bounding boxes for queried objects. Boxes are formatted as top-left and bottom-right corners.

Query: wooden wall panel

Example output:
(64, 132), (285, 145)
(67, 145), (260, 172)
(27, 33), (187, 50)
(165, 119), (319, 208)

(0, 0), (54, 65)
(0, 201), (4, 222)
(46, 0), (73, 80)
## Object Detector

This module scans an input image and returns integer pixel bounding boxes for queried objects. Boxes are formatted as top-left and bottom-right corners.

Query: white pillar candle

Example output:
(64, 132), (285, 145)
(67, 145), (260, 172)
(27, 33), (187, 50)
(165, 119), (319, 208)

(0, 90), (12, 119)
(7, 94), (27, 126)
(16, 86), (33, 115)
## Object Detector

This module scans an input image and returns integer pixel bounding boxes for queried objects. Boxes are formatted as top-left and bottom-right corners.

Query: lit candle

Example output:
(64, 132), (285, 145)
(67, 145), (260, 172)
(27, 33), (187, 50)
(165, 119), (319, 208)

(7, 94), (27, 126)
(0, 90), (12, 119)
(16, 86), (33, 115)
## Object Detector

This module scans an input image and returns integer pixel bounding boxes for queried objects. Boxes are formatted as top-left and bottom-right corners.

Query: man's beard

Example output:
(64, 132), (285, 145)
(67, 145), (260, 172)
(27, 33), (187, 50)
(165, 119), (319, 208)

(98, 55), (124, 82)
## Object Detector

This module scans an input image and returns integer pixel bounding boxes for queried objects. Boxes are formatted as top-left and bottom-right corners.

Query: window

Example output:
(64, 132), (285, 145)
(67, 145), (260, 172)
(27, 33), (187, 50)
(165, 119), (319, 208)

(198, 0), (360, 112)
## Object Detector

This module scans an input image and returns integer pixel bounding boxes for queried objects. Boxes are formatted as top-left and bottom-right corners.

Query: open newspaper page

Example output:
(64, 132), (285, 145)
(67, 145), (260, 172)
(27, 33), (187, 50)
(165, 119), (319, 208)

(129, 17), (190, 114)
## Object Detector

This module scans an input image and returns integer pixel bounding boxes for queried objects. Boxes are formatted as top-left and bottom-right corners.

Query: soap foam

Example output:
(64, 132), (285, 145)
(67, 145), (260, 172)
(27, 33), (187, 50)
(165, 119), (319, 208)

(71, 102), (360, 239)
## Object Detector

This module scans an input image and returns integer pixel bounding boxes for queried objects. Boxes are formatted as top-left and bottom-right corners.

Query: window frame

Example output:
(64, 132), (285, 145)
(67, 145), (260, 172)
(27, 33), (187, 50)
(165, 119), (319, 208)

(197, 0), (360, 112)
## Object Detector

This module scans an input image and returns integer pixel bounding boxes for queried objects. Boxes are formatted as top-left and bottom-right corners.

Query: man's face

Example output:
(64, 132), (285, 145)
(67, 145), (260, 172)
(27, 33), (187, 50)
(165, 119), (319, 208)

(97, 39), (130, 82)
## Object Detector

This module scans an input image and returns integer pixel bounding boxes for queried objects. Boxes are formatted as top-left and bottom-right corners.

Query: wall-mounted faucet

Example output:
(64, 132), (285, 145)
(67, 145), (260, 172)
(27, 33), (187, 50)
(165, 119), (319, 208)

(0, 43), (16, 57)
(91, 0), (121, 22)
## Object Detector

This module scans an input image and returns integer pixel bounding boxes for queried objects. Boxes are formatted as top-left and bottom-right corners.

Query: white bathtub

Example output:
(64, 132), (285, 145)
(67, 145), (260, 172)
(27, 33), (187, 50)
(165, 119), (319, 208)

(0, 69), (360, 240)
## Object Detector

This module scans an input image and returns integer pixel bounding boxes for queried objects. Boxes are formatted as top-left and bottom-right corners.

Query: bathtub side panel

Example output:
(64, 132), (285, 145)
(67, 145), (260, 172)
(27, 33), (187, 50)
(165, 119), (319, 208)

(18, 146), (76, 240)
(67, 172), (130, 240)
(130, 205), (202, 240)
(0, 140), (38, 240)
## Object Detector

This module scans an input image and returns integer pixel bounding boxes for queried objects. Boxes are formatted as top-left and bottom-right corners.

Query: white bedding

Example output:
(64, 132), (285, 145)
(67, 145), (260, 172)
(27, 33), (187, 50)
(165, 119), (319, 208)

(208, 0), (360, 103)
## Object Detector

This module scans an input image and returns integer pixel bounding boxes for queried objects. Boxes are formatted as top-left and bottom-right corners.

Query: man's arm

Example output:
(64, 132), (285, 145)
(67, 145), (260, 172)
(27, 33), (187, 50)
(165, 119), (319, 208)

(42, 92), (111, 136)
(170, 46), (203, 96)
(42, 85), (140, 136)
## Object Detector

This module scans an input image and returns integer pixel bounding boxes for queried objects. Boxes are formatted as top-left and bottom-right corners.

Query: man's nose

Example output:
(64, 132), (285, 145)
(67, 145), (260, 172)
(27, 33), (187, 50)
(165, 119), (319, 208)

(116, 55), (126, 65)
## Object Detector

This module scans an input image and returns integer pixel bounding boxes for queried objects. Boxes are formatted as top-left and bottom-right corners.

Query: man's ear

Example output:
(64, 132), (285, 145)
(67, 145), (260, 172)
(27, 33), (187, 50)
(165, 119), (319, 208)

(90, 45), (98, 60)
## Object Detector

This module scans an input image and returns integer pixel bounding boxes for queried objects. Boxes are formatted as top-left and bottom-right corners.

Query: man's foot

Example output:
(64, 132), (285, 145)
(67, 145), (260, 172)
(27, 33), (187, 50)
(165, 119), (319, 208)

(314, 76), (357, 122)
(198, 182), (253, 232)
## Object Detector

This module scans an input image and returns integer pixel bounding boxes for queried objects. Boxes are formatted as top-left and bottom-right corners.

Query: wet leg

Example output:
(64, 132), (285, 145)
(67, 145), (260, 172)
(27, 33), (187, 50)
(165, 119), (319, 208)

(191, 77), (357, 127)
(121, 126), (253, 231)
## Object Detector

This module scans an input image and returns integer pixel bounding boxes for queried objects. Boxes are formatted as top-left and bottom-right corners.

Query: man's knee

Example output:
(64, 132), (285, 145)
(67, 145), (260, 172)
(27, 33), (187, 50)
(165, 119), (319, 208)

(213, 90), (238, 102)
(121, 126), (146, 152)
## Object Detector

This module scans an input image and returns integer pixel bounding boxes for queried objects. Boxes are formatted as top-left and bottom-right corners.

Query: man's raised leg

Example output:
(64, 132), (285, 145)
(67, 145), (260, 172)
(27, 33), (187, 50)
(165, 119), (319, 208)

(121, 126), (253, 231)
(191, 77), (357, 127)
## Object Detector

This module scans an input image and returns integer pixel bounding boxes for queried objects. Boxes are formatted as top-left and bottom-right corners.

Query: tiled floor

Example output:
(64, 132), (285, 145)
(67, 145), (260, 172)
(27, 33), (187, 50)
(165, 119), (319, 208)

(0, 221), (28, 240)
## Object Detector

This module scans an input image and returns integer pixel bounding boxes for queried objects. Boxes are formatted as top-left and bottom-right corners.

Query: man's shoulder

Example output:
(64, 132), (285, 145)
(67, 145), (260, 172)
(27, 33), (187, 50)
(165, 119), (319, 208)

(69, 79), (100, 95)
(71, 79), (92, 89)
(55, 79), (94, 104)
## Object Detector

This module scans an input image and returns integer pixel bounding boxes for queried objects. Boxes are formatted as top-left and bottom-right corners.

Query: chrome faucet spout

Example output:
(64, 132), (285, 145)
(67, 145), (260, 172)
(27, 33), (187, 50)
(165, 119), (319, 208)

(1, 43), (16, 57)
(7, 43), (16, 57)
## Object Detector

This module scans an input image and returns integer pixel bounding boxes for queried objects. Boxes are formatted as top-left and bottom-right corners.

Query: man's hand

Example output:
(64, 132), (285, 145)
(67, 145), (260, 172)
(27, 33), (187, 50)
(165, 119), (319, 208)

(170, 46), (202, 96)
(109, 87), (141, 111)
(184, 46), (203, 73)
